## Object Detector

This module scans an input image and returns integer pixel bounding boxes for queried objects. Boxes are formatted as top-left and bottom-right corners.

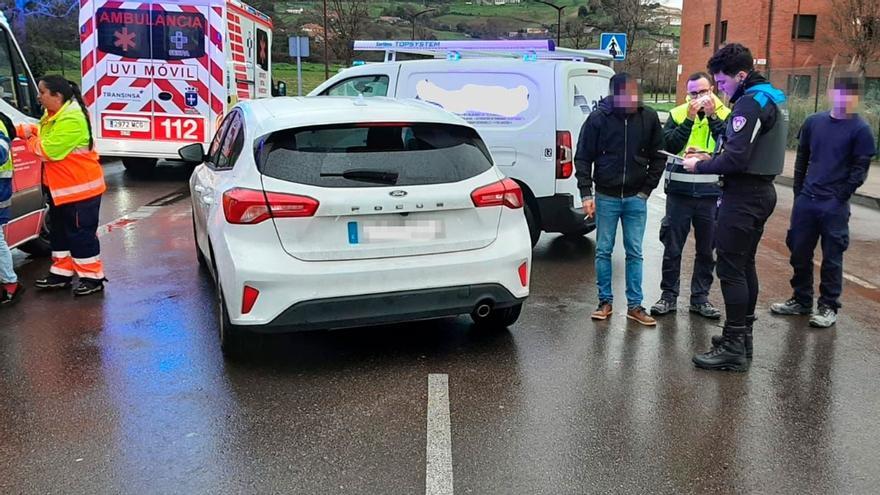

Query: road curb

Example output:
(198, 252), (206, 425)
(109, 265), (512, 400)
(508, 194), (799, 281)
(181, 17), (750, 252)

(775, 176), (880, 211)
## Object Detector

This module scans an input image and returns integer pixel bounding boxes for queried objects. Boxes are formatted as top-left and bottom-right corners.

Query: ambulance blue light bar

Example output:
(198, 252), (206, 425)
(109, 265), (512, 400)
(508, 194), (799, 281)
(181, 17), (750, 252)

(353, 40), (557, 51)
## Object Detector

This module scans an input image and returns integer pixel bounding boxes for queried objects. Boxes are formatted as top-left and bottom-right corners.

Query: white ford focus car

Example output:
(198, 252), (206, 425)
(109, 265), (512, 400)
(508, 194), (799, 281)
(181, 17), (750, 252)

(180, 97), (532, 357)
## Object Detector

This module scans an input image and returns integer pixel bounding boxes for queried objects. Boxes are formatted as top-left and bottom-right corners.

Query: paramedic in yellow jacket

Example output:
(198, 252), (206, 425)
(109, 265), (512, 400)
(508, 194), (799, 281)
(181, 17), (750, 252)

(17, 76), (107, 296)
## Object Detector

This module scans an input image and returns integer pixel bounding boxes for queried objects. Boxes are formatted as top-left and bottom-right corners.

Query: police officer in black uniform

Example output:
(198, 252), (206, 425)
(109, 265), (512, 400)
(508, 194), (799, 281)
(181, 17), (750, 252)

(682, 43), (788, 372)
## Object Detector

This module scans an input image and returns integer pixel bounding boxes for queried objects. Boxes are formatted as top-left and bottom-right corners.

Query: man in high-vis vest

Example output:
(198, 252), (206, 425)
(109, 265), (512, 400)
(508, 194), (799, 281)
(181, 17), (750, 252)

(651, 72), (730, 320)
(0, 114), (24, 305)
(683, 44), (788, 372)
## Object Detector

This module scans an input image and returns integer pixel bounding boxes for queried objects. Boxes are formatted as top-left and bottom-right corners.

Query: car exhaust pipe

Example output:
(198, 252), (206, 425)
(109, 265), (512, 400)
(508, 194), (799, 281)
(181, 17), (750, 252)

(474, 300), (493, 318)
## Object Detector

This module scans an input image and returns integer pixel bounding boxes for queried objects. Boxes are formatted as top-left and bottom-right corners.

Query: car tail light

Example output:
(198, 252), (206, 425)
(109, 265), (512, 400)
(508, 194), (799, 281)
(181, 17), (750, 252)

(223, 188), (319, 224)
(471, 178), (524, 209)
(242, 285), (259, 314)
(518, 261), (528, 287)
(556, 131), (573, 179)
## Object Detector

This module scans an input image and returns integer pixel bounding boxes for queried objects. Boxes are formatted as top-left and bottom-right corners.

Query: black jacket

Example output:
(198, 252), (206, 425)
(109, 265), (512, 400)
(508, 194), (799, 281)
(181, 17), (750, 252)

(574, 96), (666, 199)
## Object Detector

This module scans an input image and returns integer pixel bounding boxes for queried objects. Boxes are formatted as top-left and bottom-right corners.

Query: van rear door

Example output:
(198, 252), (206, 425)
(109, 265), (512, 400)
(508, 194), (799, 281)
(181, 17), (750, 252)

(556, 64), (612, 199)
(396, 62), (557, 201)
(149, 2), (211, 145)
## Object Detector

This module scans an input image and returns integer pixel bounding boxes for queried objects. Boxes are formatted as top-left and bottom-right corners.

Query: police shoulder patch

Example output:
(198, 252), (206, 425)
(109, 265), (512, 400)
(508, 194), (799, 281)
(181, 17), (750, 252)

(732, 115), (747, 133)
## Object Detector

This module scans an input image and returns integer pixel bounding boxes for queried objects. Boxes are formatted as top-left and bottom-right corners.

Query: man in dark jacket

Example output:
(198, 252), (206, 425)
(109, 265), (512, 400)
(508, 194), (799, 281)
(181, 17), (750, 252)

(575, 73), (666, 326)
(682, 44), (788, 371)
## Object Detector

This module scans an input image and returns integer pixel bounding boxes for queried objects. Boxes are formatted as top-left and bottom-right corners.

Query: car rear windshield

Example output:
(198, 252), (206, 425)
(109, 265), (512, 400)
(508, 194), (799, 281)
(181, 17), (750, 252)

(256, 123), (494, 187)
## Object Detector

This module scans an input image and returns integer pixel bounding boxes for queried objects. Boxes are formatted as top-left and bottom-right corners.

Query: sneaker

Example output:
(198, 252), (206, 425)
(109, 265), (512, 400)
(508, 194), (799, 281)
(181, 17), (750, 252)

(73, 278), (105, 297)
(0, 283), (24, 306)
(627, 306), (657, 327)
(591, 301), (613, 320)
(650, 298), (676, 316)
(689, 302), (722, 320)
(34, 273), (73, 290)
(809, 305), (837, 328)
(770, 298), (812, 315)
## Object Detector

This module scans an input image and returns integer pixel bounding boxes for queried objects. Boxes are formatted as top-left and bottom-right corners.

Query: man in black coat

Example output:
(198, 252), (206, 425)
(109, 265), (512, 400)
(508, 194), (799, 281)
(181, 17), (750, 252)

(575, 73), (666, 326)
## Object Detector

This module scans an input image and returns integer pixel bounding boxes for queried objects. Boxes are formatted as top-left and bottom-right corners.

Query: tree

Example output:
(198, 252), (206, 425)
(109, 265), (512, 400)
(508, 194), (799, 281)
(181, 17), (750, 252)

(1, 0), (78, 56)
(563, 18), (595, 50)
(831, 0), (880, 74)
(328, 0), (371, 65)
(591, 0), (664, 64)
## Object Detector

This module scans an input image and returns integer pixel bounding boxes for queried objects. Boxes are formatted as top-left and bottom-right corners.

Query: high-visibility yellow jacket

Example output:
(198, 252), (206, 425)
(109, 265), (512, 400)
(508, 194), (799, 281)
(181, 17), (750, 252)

(19, 101), (105, 206)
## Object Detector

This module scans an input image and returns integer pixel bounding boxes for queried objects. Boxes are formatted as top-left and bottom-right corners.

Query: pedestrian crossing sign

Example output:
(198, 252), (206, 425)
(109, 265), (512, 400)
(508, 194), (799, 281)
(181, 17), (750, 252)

(600, 33), (627, 61)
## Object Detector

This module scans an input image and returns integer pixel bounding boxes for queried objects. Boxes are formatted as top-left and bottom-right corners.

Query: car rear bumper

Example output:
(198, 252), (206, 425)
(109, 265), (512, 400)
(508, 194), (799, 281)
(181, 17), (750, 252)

(249, 284), (524, 333)
(213, 216), (532, 328)
(536, 193), (595, 234)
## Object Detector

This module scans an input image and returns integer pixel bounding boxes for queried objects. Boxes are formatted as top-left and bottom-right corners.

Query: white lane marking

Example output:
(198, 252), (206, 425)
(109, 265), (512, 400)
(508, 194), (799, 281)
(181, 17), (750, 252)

(426, 374), (453, 495)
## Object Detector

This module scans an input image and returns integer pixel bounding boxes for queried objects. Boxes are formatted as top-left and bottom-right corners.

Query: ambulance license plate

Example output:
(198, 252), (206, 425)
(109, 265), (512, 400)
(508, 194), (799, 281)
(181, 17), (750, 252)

(104, 118), (150, 132)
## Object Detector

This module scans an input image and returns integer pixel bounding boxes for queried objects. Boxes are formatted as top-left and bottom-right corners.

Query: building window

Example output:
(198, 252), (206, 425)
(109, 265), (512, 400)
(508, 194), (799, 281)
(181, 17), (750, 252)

(787, 75), (812, 98)
(720, 21), (728, 43)
(792, 14), (817, 40)
(703, 24), (711, 46)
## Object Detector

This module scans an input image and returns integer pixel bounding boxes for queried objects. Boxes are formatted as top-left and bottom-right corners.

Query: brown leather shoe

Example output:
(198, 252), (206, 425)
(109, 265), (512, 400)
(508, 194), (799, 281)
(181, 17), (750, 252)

(627, 306), (657, 326)
(591, 301), (613, 320)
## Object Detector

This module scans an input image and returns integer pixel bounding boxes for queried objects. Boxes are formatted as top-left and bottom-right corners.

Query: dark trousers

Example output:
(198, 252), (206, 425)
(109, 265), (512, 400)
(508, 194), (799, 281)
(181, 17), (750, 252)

(49, 195), (102, 261)
(787, 195), (850, 310)
(659, 194), (718, 305)
(714, 179), (777, 327)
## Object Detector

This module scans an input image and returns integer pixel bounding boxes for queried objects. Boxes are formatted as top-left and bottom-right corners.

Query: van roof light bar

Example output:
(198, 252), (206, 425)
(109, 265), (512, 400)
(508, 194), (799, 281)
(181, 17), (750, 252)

(352, 40), (613, 62)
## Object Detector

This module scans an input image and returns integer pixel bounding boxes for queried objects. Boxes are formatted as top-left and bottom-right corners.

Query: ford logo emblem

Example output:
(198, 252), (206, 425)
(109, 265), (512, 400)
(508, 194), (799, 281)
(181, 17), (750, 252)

(389, 190), (408, 198)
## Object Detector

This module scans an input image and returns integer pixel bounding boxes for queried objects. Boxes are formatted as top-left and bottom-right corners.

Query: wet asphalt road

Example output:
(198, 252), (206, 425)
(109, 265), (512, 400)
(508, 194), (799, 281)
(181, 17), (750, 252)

(2, 161), (880, 494)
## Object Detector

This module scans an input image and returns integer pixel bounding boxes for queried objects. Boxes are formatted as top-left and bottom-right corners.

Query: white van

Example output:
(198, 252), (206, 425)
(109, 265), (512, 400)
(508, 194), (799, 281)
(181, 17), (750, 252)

(310, 40), (614, 245)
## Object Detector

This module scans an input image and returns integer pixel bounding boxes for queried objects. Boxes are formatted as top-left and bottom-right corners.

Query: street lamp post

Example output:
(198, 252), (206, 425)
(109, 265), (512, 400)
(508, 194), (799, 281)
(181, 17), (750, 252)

(411, 8), (436, 40)
(323, 0), (329, 79)
(533, 0), (565, 46)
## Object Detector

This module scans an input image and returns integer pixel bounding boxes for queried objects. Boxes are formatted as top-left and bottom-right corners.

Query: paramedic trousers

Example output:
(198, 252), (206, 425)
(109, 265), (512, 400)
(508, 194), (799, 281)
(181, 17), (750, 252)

(659, 193), (718, 305)
(714, 177), (777, 327)
(49, 195), (105, 280)
(787, 194), (850, 310)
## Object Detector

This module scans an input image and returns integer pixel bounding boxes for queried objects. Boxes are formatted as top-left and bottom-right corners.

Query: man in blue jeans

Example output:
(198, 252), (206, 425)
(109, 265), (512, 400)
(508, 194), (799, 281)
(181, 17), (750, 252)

(575, 73), (666, 326)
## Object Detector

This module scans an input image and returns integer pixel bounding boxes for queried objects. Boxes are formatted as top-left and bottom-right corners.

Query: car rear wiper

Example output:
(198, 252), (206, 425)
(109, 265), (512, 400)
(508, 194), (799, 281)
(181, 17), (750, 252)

(320, 169), (399, 185)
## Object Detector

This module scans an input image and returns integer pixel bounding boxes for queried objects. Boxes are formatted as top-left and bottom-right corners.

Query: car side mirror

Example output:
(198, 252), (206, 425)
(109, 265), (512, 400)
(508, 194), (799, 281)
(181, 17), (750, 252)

(179, 143), (207, 164)
(277, 81), (287, 96)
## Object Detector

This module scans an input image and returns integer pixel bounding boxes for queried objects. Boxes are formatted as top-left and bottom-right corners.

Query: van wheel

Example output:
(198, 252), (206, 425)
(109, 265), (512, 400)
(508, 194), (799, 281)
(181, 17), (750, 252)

(471, 303), (523, 329)
(562, 225), (595, 239)
(18, 206), (52, 257)
(523, 202), (540, 247)
(122, 158), (158, 175)
(218, 287), (246, 359)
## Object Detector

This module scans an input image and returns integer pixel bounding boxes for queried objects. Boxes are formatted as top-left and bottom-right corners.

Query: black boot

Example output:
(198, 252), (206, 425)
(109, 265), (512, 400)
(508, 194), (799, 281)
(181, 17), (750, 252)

(711, 315), (755, 358)
(693, 325), (750, 372)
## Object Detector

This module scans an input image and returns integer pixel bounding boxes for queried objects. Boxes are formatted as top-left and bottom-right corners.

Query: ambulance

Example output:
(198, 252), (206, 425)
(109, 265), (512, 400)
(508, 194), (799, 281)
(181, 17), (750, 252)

(0, 12), (49, 256)
(79, 0), (273, 174)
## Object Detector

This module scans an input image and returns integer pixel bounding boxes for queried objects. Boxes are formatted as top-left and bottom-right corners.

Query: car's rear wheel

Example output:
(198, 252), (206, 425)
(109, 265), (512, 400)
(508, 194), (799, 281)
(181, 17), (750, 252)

(192, 213), (208, 269)
(18, 208), (51, 257)
(471, 302), (523, 329)
(218, 286), (245, 359)
(523, 202), (540, 247)
(122, 158), (158, 175)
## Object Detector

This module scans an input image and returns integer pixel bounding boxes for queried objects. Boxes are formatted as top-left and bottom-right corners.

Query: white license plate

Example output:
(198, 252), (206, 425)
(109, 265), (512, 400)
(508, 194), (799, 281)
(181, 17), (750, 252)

(348, 220), (442, 244)
(104, 118), (150, 131)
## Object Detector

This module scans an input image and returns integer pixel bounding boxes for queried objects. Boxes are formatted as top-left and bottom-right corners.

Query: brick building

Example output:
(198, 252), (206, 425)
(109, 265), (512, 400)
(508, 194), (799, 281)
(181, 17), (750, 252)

(677, 0), (843, 102)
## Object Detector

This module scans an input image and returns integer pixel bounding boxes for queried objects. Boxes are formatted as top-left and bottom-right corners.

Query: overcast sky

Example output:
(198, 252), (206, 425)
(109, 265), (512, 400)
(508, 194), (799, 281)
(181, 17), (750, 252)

(661, 0), (683, 8)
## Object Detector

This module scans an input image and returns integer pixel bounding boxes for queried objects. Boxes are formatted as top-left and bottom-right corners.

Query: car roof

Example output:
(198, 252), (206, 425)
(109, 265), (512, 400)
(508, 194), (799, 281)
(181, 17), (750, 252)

(239, 96), (472, 135)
